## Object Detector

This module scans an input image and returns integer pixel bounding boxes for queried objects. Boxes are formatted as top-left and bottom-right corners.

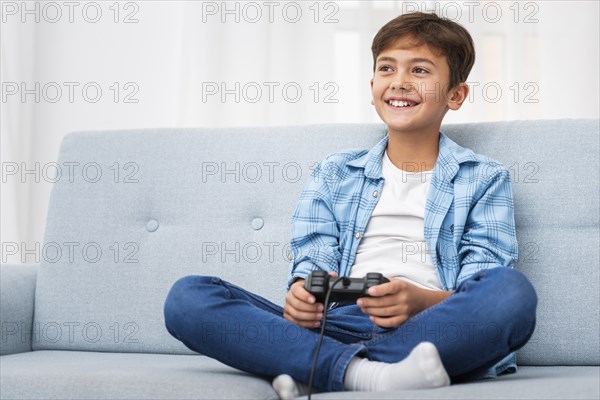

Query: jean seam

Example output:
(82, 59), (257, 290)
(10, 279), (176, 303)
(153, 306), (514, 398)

(331, 344), (365, 391)
(324, 305), (374, 340)
(220, 279), (285, 315)
(324, 325), (372, 340)
(453, 347), (509, 379)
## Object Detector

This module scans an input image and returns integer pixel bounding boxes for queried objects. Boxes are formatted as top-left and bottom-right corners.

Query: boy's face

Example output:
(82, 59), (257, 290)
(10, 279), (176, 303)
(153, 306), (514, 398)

(370, 36), (468, 137)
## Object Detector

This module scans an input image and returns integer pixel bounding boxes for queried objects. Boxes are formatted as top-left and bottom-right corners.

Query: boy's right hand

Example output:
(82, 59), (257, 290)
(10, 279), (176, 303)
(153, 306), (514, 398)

(283, 279), (324, 329)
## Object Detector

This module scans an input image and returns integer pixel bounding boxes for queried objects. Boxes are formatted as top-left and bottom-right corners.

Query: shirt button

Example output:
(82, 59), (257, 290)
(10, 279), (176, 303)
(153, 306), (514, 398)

(355, 231), (361, 239)
(372, 190), (378, 197)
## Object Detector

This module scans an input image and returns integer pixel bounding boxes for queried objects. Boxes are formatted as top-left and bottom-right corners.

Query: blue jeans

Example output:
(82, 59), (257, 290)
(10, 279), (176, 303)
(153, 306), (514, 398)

(164, 267), (537, 392)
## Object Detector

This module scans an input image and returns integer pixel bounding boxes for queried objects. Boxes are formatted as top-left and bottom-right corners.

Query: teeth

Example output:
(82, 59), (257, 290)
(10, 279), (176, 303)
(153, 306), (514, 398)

(389, 100), (413, 107)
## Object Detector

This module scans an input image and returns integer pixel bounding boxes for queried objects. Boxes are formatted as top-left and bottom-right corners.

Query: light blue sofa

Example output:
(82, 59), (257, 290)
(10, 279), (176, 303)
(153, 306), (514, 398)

(1, 119), (599, 399)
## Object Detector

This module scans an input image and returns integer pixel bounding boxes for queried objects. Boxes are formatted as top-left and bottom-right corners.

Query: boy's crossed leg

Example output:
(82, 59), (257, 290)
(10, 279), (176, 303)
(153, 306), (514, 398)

(163, 267), (535, 394)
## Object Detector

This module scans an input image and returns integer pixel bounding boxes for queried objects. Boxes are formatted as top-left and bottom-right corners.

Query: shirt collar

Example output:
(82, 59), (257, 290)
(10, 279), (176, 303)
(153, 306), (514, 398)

(346, 131), (478, 181)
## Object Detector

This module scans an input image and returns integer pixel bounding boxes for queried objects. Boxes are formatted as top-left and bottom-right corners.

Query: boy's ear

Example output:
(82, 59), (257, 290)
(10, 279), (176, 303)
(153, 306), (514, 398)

(447, 83), (469, 110)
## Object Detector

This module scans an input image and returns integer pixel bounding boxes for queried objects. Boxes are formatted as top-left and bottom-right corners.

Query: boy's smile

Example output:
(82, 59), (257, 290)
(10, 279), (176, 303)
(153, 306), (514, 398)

(371, 37), (468, 138)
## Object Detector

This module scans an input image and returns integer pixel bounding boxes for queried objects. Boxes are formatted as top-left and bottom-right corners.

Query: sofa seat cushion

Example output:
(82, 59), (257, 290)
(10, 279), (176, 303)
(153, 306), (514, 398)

(0, 351), (277, 399)
(311, 366), (600, 399)
(1, 351), (598, 400)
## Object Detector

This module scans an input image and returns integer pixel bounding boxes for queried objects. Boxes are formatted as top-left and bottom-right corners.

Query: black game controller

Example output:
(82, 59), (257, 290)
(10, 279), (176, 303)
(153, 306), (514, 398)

(304, 271), (390, 303)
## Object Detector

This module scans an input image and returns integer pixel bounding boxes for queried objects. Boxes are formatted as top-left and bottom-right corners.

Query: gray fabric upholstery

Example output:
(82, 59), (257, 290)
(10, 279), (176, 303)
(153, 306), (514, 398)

(0, 351), (278, 399)
(0, 351), (597, 400)
(0, 264), (38, 355)
(310, 366), (600, 399)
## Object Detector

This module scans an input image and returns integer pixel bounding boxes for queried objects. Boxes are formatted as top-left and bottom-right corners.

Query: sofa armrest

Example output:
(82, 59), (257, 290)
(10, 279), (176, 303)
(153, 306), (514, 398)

(1, 264), (38, 356)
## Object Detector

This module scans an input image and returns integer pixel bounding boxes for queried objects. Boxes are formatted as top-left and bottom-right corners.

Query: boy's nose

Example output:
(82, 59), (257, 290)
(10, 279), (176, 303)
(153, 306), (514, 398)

(390, 81), (414, 92)
(390, 80), (415, 91)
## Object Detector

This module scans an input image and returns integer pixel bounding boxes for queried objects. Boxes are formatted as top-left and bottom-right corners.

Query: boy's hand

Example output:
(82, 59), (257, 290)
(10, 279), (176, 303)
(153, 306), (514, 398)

(357, 279), (453, 328)
(283, 279), (324, 328)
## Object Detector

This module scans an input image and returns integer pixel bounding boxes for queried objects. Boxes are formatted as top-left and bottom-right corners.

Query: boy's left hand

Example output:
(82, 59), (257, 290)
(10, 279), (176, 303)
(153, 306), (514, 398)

(356, 279), (453, 328)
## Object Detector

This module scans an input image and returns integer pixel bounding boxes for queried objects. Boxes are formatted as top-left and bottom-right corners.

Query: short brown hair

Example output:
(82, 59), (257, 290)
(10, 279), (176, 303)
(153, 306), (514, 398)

(371, 12), (475, 90)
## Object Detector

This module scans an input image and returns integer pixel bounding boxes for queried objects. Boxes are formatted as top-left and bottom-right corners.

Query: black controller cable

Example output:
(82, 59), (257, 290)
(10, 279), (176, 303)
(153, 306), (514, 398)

(307, 276), (349, 400)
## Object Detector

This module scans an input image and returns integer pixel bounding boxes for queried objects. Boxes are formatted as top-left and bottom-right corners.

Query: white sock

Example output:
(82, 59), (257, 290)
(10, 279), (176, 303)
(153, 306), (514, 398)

(343, 342), (450, 392)
(272, 374), (311, 400)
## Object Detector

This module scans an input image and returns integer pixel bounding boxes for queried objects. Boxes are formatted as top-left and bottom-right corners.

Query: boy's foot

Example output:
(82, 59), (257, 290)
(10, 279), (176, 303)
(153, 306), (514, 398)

(344, 341), (450, 391)
(272, 374), (311, 400)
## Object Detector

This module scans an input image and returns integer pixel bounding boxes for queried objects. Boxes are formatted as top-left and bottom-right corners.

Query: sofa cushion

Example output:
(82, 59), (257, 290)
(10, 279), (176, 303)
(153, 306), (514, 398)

(0, 351), (277, 399)
(1, 351), (598, 400)
(0, 264), (38, 355)
(32, 121), (599, 366)
(311, 365), (600, 399)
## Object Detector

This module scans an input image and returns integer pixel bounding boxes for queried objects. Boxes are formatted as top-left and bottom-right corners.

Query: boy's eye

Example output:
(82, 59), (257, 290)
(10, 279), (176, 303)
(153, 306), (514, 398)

(378, 65), (393, 72)
(413, 67), (428, 74)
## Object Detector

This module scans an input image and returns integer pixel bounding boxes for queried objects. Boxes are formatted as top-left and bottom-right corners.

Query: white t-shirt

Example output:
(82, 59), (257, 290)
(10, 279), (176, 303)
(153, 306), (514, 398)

(349, 150), (443, 291)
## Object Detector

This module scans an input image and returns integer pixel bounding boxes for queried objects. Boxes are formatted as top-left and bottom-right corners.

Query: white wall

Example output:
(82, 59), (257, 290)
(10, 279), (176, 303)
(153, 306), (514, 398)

(1, 1), (598, 263)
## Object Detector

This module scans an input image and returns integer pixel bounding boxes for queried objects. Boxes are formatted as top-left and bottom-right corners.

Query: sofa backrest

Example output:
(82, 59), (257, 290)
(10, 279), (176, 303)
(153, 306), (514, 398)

(33, 120), (599, 366)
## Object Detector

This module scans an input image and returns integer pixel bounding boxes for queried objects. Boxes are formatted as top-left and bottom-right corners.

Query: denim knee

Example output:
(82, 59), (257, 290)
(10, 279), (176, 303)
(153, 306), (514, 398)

(163, 275), (216, 337)
(486, 268), (538, 339)
(493, 268), (537, 314)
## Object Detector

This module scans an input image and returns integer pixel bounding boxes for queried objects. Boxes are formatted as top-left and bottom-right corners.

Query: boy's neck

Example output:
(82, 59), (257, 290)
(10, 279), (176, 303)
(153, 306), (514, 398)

(386, 130), (440, 172)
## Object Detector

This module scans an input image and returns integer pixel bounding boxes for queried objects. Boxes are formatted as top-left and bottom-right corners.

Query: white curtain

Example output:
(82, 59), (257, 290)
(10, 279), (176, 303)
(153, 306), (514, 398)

(1, 1), (598, 263)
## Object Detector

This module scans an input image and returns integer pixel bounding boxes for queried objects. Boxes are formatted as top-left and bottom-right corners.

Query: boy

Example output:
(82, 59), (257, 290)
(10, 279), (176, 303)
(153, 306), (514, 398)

(164, 12), (537, 397)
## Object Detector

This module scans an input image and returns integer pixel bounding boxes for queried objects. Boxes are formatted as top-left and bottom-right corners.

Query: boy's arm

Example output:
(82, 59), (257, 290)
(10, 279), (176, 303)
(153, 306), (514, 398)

(456, 165), (518, 285)
(287, 159), (341, 289)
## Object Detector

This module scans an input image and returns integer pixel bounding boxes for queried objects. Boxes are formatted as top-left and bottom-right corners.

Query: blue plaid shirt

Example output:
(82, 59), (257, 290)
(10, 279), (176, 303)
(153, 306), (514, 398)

(288, 131), (518, 377)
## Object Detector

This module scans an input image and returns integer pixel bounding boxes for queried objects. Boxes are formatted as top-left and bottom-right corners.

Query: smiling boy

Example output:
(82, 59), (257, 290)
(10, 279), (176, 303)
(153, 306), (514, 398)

(164, 12), (537, 397)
